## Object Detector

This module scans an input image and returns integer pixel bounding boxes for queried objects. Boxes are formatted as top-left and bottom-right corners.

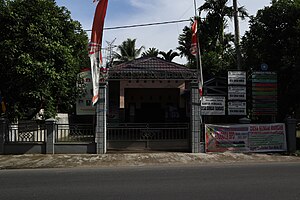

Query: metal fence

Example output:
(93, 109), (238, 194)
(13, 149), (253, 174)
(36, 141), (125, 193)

(6, 121), (46, 143)
(107, 123), (189, 141)
(6, 122), (189, 144)
(56, 124), (95, 143)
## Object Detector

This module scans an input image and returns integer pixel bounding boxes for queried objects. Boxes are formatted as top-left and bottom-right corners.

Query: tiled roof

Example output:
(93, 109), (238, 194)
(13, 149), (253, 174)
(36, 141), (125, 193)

(108, 57), (198, 80)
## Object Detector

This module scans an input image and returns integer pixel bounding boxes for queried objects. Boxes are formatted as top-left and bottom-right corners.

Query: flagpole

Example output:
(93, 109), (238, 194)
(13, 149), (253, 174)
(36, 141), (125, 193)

(193, 0), (197, 16)
(90, 0), (109, 154)
(193, 0), (205, 153)
(193, 0), (203, 123)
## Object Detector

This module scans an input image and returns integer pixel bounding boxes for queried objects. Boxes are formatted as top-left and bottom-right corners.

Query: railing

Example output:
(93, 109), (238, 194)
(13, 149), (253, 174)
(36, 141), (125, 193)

(107, 123), (189, 141)
(6, 122), (189, 144)
(56, 124), (95, 143)
(7, 122), (46, 143)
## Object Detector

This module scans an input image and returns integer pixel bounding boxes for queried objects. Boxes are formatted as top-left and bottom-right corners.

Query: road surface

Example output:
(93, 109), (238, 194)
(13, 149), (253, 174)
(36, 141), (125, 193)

(0, 162), (299, 200)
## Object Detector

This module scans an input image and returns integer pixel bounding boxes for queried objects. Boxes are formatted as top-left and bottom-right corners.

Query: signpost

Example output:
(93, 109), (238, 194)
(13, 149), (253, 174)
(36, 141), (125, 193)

(228, 101), (247, 116)
(228, 86), (246, 100)
(228, 71), (246, 85)
(228, 71), (247, 116)
(252, 71), (277, 117)
(201, 96), (225, 115)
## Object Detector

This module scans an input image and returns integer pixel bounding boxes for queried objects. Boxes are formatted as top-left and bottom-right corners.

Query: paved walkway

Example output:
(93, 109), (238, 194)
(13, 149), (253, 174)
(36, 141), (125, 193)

(1, 152), (300, 170)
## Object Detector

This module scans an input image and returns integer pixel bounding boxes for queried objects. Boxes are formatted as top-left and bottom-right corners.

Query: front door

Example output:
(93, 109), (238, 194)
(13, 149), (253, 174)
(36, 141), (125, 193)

(138, 103), (164, 123)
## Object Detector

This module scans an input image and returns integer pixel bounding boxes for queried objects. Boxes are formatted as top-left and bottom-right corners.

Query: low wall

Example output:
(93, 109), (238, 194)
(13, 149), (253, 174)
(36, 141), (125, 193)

(3, 143), (96, 154)
(55, 143), (96, 154)
(108, 140), (189, 151)
(4, 143), (46, 154)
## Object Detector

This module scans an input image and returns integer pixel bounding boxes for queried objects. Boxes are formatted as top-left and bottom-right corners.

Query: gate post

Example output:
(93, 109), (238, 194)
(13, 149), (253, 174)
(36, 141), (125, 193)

(95, 83), (107, 154)
(0, 118), (7, 154)
(190, 82), (204, 153)
(285, 118), (297, 153)
(45, 118), (56, 154)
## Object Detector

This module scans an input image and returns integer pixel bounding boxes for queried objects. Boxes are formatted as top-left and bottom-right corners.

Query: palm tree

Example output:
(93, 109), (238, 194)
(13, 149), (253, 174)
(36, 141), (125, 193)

(177, 0), (248, 74)
(199, 0), (248, 50)
(159, 49), (179, 62)
(141, 47), (159, 57)
(113, 38), (144, 63)
(198, 0), (248, 44)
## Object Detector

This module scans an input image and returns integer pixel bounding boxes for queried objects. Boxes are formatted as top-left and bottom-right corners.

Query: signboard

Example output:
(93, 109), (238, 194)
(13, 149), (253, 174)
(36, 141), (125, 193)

(228, 71), (246, 85)
(228, 71), (247, 116)
(228, 86), (246, 100)
(201, 96), (225, 115)
(228, 101), (247, 115)
(76, 69), (96, 115)
(205, 123), (287, 153)
(252, 72), (277, 116)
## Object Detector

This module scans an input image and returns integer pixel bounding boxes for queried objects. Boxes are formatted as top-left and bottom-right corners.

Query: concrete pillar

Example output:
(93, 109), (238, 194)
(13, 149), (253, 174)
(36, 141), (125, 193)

(0, 118), (7, 154)
(95, 83), (107, 154)
(285, 118), (297, 153)
(190, 82), (204, 153)
(45, 118), (56, 154)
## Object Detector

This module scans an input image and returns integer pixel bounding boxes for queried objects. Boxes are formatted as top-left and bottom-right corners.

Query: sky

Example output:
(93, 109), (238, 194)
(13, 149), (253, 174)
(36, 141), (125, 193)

(55, 0), (272, 64)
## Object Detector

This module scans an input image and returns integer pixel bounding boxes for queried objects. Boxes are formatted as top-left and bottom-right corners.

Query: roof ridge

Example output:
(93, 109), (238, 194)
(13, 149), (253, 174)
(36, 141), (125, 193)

(111, 57), (195, 72)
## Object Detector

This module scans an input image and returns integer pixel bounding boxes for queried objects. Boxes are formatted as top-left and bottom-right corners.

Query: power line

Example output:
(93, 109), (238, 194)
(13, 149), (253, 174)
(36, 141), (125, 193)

(84, 19), (192, 32)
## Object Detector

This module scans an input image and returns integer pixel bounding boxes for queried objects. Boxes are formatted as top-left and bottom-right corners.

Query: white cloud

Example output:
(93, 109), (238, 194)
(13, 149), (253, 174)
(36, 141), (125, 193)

(129, 0), (159, 10)
(103, 0), (197, 64)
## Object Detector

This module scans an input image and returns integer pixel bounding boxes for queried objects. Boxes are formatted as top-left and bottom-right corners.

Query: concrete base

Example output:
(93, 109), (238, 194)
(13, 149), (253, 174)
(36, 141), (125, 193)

(108, 140), (189, 152)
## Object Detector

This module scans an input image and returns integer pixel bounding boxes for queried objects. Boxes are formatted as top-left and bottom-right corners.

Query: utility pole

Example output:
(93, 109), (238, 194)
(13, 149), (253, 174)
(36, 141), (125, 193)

(233, 0), (242, 70)
(105, 38), (117, 66)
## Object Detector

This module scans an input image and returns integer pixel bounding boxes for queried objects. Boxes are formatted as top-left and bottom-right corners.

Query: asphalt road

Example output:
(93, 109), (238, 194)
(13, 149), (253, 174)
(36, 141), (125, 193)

(0, 162), (300, 200)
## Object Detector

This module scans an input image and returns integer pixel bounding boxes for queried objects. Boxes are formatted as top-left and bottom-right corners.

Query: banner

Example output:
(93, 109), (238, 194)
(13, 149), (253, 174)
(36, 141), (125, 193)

(89, 0), (108, 105)
(205, 123), (287, 153)
(190, 19), (198, 56)
(76, 69), (96, 115)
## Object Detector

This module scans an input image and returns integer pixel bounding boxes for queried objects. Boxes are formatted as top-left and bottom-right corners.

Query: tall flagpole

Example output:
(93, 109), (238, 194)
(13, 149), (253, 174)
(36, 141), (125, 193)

(193, 0), (203, 95)
(90, 0), (109, 154)
(193, 0), (203, 117)
(193, 0), (197, 16)
(194, 0), (205, 153)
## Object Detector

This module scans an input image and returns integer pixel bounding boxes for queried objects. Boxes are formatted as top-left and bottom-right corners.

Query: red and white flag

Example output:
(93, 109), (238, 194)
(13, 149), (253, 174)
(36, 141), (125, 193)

(190, 19), (203, 97)
(198, 81), (203, 97)
(190, 19), (198, 56)
(89, 0), (108, 105)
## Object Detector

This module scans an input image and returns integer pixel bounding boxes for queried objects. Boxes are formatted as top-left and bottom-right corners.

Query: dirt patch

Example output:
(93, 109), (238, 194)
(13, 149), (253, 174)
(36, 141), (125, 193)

(1, 152), (300, 170)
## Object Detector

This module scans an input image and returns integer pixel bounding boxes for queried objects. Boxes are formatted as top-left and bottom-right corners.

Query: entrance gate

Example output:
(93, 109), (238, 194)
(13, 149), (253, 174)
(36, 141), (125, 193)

(107, 123), (190, 151)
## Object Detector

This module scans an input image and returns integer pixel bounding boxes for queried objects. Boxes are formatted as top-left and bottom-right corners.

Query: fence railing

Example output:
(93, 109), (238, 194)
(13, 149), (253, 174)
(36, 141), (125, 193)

(5, 122), (189, 143)
(56, 124), (95, 143)
(6, 122), (46, 143)
(107, 123), (189, 141)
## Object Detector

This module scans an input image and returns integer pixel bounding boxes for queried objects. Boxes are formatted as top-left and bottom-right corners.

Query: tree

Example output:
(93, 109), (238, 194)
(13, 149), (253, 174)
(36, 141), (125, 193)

(199, 0), (248, 50)
(177, 25), (196, 68)
(177, 0), (248, 78)
(113, 38), (144, 63)
(158, 49), (179, 62)
(242, 0), (300, 119)
(141, 47), (159, 58)
(0, 0), (89, 120)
